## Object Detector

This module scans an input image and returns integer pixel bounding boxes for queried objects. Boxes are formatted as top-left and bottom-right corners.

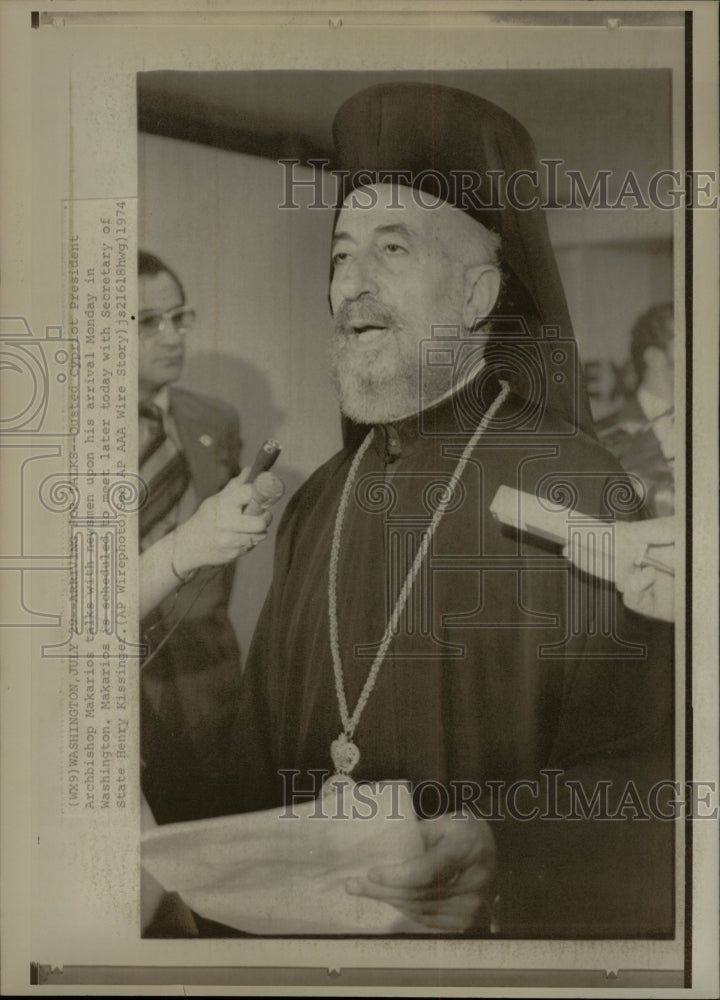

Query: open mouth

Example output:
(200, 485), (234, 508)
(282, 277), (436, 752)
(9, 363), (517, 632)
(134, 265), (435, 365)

(351, 324), (388, 344)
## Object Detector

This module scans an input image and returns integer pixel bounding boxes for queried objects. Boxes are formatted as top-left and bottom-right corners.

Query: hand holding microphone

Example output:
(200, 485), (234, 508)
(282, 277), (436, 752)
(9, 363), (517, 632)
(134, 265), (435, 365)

(242, 438), (285, 520)
(171, 440), (285, 578)
(562, 516), (676, 623)
(244, 469), (285, 518)
(490, 487), (676, 623)
(140, 441), (284, 628)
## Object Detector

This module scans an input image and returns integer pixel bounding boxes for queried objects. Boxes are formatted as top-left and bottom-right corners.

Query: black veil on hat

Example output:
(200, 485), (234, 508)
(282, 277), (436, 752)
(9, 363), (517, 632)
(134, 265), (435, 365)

(331, 81), (596, 438)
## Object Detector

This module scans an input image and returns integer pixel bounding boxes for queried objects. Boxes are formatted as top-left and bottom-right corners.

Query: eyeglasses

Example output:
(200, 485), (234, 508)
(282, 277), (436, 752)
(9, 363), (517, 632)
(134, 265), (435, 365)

(138, 306), (196, 337)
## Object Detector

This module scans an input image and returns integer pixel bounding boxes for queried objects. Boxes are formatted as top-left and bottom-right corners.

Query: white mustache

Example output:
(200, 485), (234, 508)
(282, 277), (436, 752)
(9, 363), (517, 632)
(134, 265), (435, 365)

(334, 299), (397, 337)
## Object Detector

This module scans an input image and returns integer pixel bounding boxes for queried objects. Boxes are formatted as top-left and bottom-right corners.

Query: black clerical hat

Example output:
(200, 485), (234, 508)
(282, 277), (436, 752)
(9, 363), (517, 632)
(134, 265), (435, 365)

(332, 82), (595, 437)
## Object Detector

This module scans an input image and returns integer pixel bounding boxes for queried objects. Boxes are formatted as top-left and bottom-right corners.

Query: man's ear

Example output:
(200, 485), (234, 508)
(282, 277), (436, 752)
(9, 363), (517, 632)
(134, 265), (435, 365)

(463, 265), (501, 330)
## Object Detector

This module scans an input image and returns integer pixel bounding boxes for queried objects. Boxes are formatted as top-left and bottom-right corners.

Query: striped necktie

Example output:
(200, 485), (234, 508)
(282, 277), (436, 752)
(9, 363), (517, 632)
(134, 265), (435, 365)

(139, 402), (190, 541)
(139, 402), (168, 465)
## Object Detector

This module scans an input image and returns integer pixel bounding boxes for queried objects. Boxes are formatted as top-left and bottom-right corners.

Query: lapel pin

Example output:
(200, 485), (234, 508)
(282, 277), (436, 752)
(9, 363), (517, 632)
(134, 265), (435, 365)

(199, 434), (214, 448)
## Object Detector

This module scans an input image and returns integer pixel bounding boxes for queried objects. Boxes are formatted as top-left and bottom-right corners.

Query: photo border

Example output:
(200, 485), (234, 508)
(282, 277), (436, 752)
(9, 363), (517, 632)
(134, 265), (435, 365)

(1, 1), (717, 994)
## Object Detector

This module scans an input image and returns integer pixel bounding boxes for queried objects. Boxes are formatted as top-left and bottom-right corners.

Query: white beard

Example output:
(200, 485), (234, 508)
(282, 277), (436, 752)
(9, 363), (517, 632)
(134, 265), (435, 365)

(331, 334), (451, 424)
(333, 354), (403, 424)
(330, 287), (468, 424)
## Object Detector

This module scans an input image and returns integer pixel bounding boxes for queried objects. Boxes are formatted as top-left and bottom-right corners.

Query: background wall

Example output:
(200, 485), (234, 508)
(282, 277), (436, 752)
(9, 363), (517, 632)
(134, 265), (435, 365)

(556, 240), (673, 413)
(139, 135), (343, 656)
(138, 94), (674, 656)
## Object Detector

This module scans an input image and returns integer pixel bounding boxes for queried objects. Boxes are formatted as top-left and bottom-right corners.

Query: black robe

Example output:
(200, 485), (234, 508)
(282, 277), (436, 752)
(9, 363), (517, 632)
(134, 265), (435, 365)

(223, 383), (674, 938)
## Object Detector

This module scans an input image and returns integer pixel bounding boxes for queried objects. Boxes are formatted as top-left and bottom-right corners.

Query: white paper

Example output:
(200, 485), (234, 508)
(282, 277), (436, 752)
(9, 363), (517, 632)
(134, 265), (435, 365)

(142, 780), (431, 935)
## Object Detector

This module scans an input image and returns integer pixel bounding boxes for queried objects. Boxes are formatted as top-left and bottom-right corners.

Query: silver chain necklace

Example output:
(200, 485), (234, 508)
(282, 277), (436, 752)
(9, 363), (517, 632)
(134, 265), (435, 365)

(327, 379), (510, 779)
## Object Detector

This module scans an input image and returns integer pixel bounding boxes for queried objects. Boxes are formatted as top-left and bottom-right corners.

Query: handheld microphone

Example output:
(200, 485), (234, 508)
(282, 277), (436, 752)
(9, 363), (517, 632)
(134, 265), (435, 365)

(248, 439), (282, 480)
(244, 441), (285, 516)
(245, 470), (285, 516)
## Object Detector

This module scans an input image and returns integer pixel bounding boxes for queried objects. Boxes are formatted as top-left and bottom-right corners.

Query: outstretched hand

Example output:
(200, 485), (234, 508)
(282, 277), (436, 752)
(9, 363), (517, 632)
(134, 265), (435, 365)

(345, 811), (497, 932)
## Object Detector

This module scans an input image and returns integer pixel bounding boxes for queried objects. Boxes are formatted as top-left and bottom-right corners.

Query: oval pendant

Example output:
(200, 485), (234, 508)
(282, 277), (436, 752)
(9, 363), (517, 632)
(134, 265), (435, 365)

(330, 732), (360, 775)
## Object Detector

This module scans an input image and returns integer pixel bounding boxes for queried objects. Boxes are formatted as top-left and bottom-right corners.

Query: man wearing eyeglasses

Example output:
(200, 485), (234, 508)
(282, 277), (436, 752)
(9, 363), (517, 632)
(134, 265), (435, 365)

(138, 250), (244, 824)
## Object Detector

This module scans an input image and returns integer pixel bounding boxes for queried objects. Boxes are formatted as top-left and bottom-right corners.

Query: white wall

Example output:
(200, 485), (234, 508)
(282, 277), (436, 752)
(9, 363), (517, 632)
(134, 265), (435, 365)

(139, 133), (343, 657)
(555, 242), (673, 419)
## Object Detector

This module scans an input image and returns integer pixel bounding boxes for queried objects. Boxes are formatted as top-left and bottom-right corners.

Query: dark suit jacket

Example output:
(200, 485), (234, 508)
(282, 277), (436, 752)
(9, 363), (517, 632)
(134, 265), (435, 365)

(141, 386), (243, 824)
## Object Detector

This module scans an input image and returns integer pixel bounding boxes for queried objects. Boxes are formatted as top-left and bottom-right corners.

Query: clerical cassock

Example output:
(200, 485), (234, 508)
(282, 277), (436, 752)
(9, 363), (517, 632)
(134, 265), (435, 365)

(222, 83), (675, 938)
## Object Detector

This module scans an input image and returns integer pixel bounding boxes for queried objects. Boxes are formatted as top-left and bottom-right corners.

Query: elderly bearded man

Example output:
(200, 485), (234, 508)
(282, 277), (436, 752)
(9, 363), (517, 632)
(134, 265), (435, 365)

(217, 84), (674, 939)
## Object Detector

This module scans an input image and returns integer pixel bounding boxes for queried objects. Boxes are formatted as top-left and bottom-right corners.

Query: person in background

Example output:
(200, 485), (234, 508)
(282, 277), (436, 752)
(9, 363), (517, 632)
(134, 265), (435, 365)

(597, 303), (675, 516)
(138, 250), (247, 824)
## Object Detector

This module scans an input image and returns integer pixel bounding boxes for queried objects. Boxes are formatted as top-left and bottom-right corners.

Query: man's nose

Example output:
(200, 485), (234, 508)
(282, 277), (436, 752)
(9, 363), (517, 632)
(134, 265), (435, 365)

(336, 252), (379, 302)
(155, 318), (184, 342)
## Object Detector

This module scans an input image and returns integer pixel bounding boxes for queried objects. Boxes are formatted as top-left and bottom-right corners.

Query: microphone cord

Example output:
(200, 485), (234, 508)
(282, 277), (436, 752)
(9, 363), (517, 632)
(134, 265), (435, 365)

(140, 564), (223, 669)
